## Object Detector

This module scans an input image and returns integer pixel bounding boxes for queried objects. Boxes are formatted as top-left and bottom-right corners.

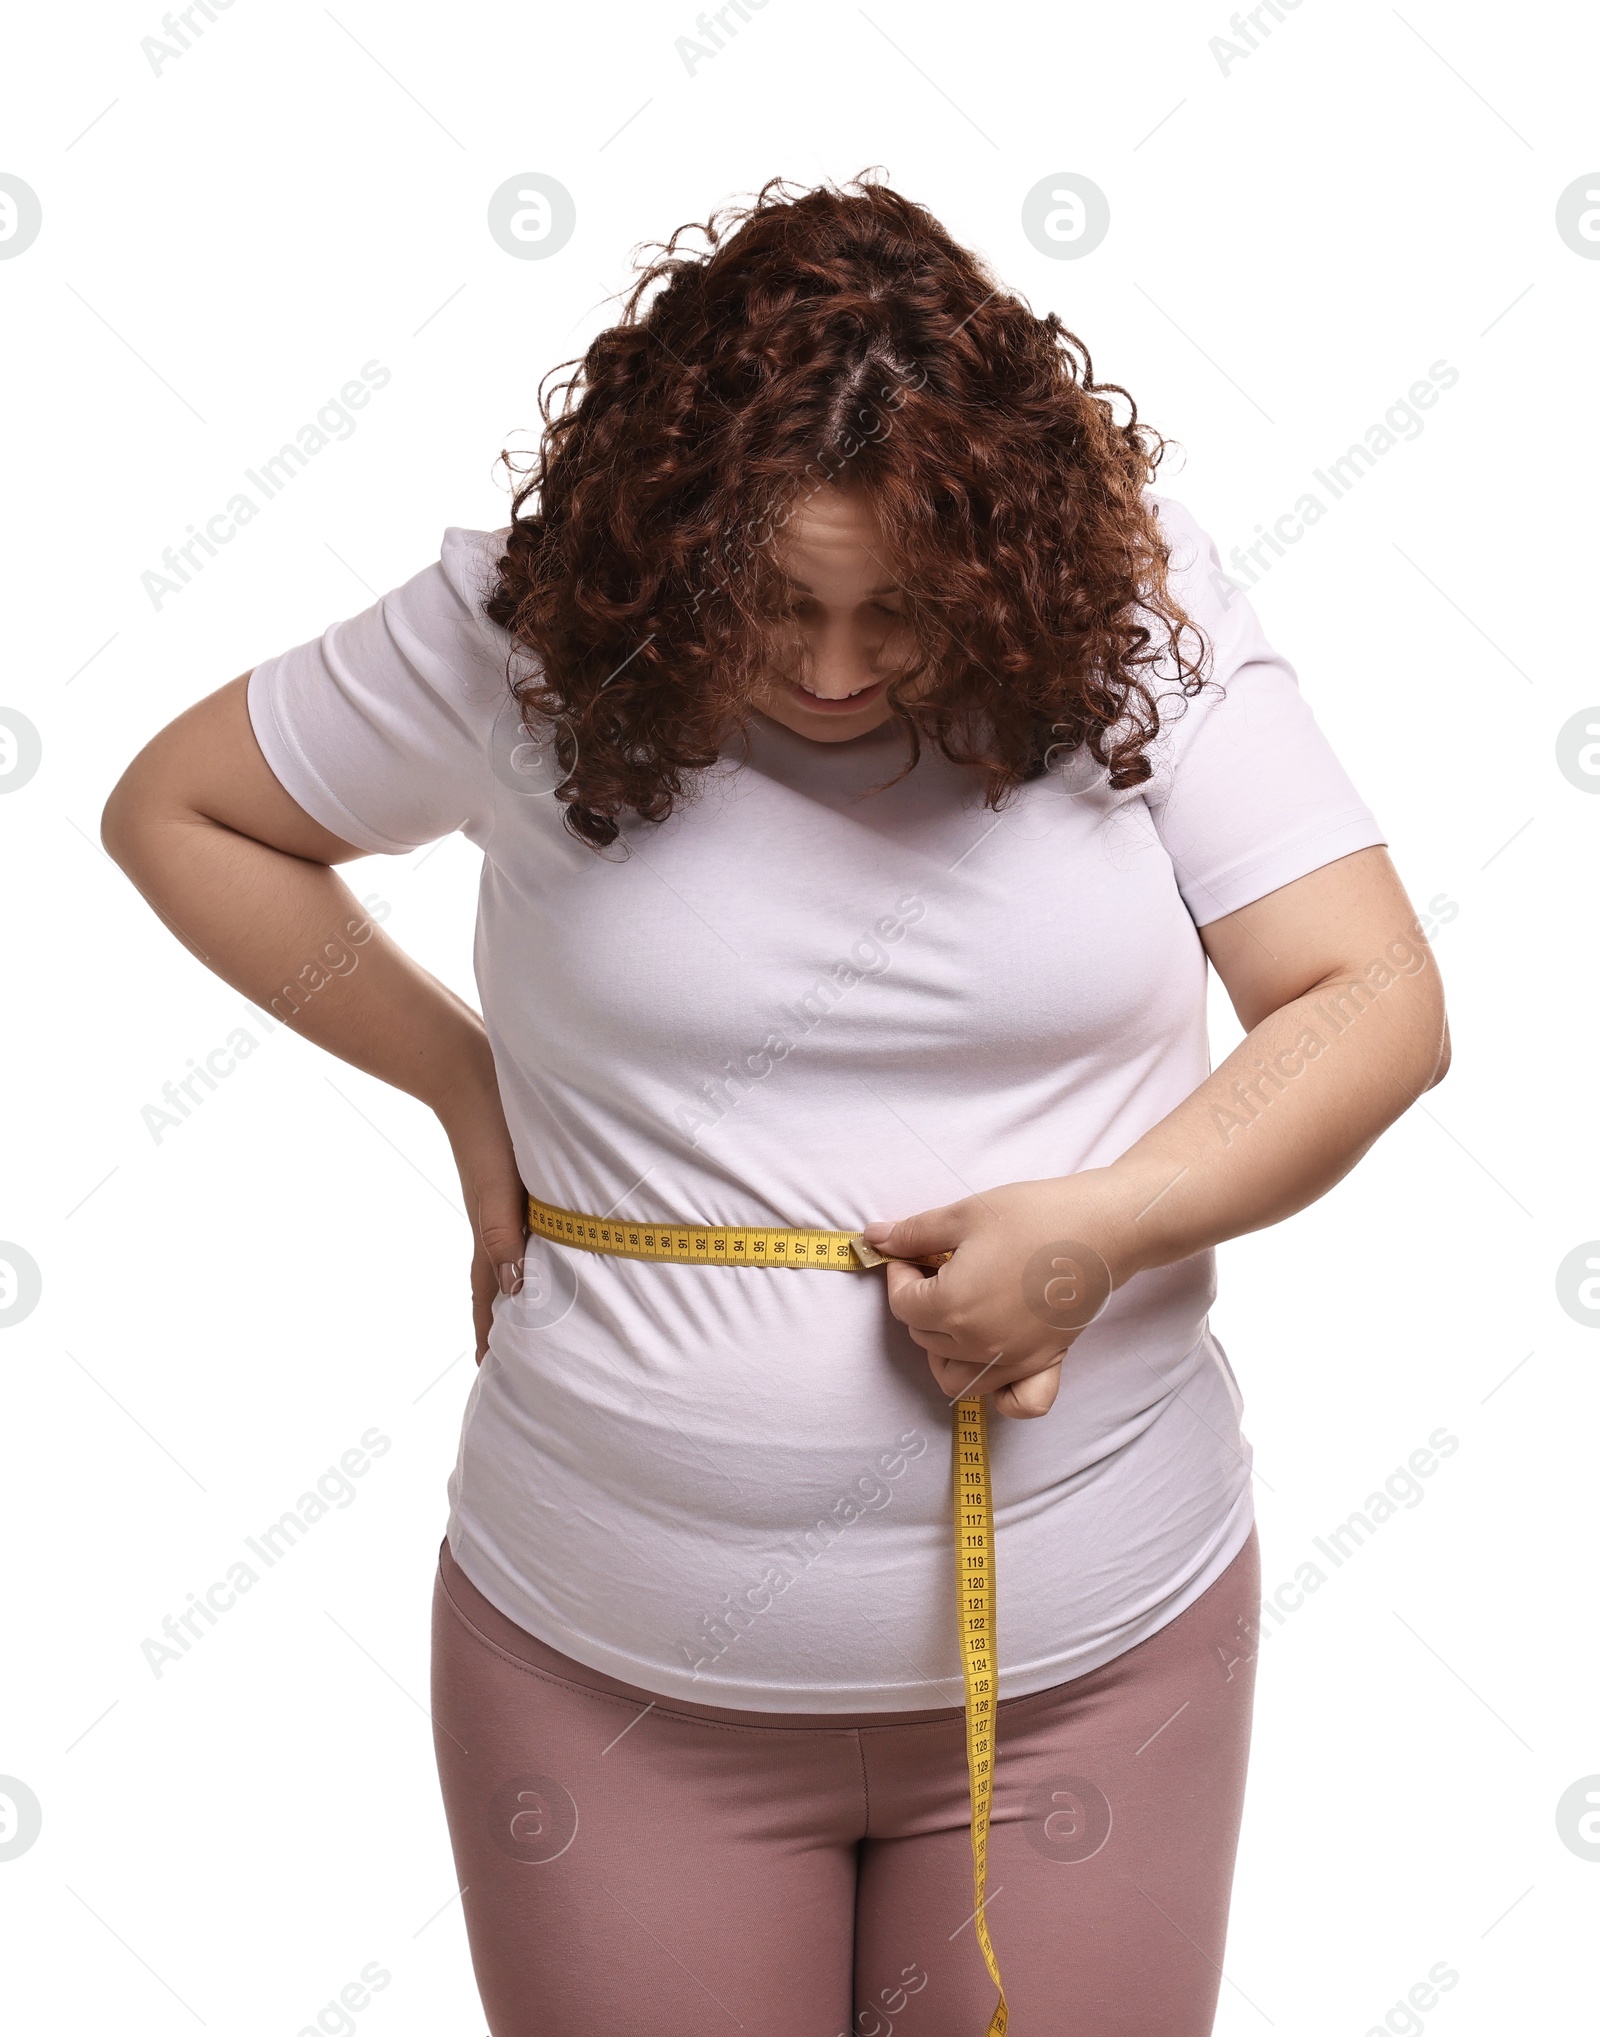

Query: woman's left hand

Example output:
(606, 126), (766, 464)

(861, 1172), (1138, 1421)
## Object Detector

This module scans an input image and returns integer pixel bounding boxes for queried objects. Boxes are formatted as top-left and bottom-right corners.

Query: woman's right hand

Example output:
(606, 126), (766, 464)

(436, 1062), (528, 1365)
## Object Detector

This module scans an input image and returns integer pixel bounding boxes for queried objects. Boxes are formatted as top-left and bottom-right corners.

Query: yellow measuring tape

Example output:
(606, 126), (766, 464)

(526, 1191), (1008, 2033)
(525, 1193), (865, 1270)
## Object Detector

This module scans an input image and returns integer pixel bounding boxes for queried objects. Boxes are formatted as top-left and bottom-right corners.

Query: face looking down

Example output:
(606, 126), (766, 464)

(753, 485), (918, 744)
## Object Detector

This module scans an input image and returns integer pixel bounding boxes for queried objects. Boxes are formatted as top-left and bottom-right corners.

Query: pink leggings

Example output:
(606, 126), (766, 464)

(431, 1525), (1260, 2035)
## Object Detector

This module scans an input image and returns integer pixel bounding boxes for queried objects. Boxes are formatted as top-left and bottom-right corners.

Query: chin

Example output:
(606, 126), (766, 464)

(767, 705), (894, 743)
(800, 714), (888, 743)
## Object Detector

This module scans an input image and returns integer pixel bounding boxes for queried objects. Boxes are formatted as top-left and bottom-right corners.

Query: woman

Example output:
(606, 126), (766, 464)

(102, 176), (1449, 2035)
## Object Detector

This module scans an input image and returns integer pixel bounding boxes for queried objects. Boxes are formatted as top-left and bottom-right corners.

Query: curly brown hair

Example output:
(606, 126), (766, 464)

(484, 171), (1210, 849)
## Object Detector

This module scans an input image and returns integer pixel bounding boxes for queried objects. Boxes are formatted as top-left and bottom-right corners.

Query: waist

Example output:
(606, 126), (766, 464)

(456, 1326), (1243, 1554)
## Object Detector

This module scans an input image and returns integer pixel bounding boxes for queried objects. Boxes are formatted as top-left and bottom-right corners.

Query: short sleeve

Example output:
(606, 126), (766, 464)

(246, 526), (513, 854)
(1139, 494), (1387, 927)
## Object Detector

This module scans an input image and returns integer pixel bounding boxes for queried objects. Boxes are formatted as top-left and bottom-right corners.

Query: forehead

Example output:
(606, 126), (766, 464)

(773, 485), (891, 587)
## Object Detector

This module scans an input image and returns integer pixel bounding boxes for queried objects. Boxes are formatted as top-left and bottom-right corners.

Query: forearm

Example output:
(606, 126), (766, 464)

(104, 808), (494, 1114)
(1102, 954), (1448, 1280)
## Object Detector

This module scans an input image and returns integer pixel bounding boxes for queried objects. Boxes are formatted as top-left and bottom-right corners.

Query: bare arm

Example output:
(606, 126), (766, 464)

(863, 846), (1450, 1417)
(1116, 844), (1449, 1263)
(101, 673), (526, 1357)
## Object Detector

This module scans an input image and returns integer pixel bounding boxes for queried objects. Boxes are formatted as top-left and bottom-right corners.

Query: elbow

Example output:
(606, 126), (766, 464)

(1417, 983), (1451, 1090)
(99, 772), (138, 870)
(100, 734), (169, 869)
(100, 760), (164, 875)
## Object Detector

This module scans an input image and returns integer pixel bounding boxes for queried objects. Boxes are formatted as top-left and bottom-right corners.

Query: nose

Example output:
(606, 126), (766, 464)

(802, 618), (875, 697)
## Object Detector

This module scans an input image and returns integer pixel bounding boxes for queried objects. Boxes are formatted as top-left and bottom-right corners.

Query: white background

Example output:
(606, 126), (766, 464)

(2, 0), (1596, 2031)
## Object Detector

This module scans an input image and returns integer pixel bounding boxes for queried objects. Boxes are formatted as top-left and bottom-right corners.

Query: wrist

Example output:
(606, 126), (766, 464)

(1021, 1168), (1139, 1294)
(1083, 1156), (1192, 1286)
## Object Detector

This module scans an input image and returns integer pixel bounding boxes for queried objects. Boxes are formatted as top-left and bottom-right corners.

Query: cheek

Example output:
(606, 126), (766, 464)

(874, 617), (913, 663)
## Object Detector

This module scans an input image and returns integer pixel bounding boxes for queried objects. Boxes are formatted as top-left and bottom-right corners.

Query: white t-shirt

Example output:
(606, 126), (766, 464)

(247, 493), (1386, 1713)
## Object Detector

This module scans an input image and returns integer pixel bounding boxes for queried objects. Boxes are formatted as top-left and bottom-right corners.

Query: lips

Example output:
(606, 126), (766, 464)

(786, 677), (887, 715)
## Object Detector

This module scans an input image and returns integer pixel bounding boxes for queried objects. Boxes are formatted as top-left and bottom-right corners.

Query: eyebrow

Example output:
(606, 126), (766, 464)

(778, 573), (902, 597)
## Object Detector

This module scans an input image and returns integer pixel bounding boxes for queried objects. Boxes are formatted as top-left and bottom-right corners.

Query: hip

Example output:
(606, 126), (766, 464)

(434, 1518), (1263, 1737)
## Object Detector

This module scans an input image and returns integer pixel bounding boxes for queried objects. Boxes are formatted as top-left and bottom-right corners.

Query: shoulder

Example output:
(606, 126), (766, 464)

(1145, 488), (1206, 561)
(389, 525), (536, 719)
(1128, 491), (1286, 793)
(435, 525), (521, 661)
(1141, 491), (1240, 648)
(439, 524), (512, 615)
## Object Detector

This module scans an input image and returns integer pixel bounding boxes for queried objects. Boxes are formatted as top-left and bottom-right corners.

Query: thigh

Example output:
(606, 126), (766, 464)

(854, 1526), (1262, 2036)
(429, 1548), (862, 2037)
